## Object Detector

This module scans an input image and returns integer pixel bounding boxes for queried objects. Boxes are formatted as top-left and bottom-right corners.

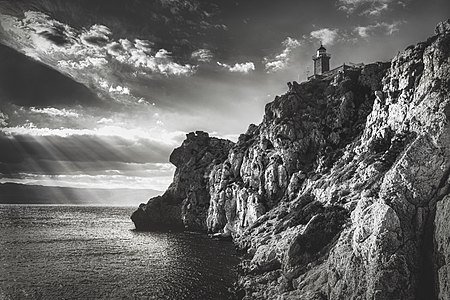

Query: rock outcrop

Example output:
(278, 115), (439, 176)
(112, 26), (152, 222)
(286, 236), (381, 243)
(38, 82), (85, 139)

(132, 20), (450, 299)
(131, 131), (234, 231)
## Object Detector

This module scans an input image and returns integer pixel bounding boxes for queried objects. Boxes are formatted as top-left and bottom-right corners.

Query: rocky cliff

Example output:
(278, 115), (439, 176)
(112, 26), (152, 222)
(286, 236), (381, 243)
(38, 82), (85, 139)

(132, 20), (450, 299)
(131, 131), (234, 231)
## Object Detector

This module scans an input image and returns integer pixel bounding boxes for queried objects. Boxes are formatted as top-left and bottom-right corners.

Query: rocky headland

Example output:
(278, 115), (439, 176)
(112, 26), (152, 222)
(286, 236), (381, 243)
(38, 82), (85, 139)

(132, 20), (450, 299)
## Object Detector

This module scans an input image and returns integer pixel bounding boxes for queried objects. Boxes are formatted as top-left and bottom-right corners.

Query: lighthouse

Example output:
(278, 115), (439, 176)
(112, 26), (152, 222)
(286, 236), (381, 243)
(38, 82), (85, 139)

(312, 44), (331, 76)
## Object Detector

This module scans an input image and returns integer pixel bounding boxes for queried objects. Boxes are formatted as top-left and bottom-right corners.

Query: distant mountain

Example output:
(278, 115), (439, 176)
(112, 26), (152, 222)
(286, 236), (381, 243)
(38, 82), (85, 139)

(0, 43), (103, 107)
(0, 182), (161, 206)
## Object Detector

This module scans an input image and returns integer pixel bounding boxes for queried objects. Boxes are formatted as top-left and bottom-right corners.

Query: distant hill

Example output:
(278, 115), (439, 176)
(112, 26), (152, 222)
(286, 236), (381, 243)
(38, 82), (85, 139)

(0, 183), (161, 206)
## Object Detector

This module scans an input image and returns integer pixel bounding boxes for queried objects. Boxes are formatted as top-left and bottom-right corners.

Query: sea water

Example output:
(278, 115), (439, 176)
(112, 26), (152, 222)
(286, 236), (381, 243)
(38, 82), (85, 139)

(0, 205), (239, 299)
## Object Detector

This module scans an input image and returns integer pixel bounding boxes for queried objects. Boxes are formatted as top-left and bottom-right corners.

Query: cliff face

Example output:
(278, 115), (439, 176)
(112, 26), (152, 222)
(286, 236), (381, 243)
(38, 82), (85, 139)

(131, 131), (234, 231)
(229, 20), (449, 299)
(132, 20), (450, 299)
(206, 62), (389, 236)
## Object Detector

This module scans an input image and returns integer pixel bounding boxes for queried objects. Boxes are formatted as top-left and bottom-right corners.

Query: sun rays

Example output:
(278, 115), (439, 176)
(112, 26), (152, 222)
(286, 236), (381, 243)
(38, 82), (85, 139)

(0, 126), (175, 204)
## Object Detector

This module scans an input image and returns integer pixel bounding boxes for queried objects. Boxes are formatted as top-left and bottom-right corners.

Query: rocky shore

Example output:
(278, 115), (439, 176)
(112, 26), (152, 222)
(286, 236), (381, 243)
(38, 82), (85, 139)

(132, 20), (450, 299)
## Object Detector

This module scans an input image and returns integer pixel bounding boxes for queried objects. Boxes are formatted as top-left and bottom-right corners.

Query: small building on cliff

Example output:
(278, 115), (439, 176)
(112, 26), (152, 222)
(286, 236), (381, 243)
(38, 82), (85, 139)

(313, 44), (330, 76)
(307, 44), (364, 80)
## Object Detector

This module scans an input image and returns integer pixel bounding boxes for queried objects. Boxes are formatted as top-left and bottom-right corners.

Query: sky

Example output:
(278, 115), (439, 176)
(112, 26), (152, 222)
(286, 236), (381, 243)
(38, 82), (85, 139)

(0, 0), (448, 204)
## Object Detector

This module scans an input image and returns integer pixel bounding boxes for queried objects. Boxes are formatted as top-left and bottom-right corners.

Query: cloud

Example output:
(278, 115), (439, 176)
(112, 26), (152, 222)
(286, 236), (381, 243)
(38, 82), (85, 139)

(366, 3), (389, 16)
(0, 10), (196, 76)
(2, 161), (175, 178)
(217, 61), (255, 73)
(0, 160), (175, 189)
(106, 38), (196, 76)
(310, 28), (339, 46)
(57, 57), (108, 70)
(354, 21), (403, 38)
(96, 78), (145, 104)
(97, 118), (114, 125)
(30, 107), (80, 118)
(38, 24), (73, 47)
(80, 24), (112, 47)
(75, 58), (109, 70)
(1, 122), (182, 146)
(16, 11), (77, 49)
(0, 111), (9, 127)
(108, 85), (131, 95)
(337, 0), (401, 16)
(191, 49), (213, 62)
(0, 131), (174, 165)
(160, 0), (201, 14)
(263, 37), (301, 73)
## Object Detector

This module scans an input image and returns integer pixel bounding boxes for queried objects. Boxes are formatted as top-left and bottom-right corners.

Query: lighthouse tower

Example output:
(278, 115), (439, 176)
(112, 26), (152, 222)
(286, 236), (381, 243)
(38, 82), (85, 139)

(313, 44), (331, 76)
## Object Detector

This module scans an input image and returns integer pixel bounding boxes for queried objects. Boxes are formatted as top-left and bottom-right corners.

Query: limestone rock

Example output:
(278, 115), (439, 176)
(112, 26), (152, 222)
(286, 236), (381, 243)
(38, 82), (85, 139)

(435, 195), (450, 300)
(205, 62), (390, 240)
(229, 19), (450, 299)
(131, 131), (233, 231)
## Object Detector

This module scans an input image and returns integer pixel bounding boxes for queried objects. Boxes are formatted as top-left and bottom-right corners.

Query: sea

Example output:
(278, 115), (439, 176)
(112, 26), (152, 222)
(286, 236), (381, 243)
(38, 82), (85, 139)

(0, 205), (240, 300)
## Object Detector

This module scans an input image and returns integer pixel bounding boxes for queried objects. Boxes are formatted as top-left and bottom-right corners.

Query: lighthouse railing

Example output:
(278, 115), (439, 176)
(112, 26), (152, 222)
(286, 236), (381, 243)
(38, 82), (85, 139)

(312, 53), (331, 59)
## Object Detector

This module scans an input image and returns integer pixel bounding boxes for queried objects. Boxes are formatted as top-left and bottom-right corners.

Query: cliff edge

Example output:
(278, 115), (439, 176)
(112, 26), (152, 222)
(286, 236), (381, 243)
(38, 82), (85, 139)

(131, 131), (234, 231)
(132, 20), (450, 299)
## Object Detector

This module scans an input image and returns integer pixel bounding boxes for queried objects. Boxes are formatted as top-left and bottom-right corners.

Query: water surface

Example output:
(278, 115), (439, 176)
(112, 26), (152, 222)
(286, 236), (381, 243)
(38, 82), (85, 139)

(0, 205), (239, 299)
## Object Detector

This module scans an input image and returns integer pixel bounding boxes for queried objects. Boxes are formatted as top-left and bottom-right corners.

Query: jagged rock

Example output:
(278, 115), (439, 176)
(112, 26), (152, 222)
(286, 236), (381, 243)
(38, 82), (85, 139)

(228, 19), (450, 299)
(206, 61), (390, 238)
(131, 197), (183, 231)
(435, 195), (450, 299)
(435, 19), (450, 35)
(131, 131), (234, 231)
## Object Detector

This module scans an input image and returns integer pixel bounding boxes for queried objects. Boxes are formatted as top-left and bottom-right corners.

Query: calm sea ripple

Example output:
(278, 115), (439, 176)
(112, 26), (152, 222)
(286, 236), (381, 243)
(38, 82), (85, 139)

(0, 205), (240, 300)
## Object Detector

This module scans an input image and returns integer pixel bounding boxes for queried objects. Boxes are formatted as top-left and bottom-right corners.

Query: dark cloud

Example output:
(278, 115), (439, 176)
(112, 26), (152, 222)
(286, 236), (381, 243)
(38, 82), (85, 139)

(82, 36), (109, 46)
(0, 0), (224, 58)
(0, 43), (104, 107)
(0, 135), (23, 164)
(80, 24), (112, 47)
(2, 160), (172, 177)
(0, 134), (172, 167)
(39, 24), (71, 46)
(0, 131), (176, 192)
